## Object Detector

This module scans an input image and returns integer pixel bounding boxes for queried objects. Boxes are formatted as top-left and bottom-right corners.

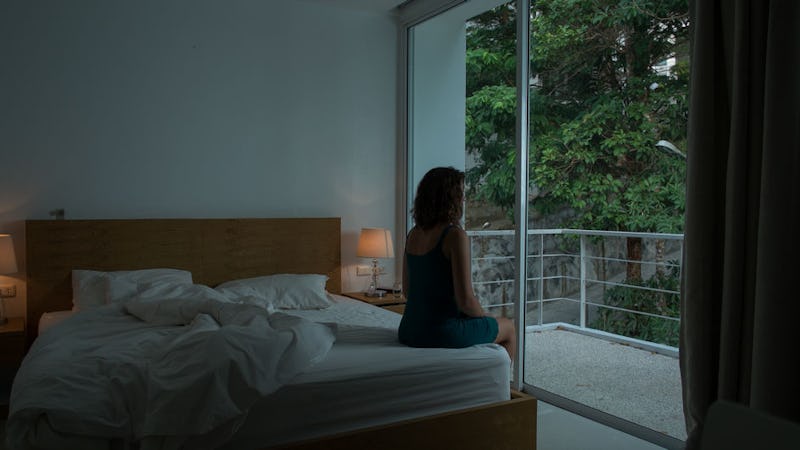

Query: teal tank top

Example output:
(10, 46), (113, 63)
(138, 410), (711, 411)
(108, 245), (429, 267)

(398, 225), (498, 348)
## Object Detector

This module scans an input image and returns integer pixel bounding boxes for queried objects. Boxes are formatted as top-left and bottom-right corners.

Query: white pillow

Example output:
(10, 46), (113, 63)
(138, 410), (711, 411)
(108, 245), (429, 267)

(215, 274), (331, 310)
(72, 268), (193, 310)
(105, 277), (230, 305)
(126, 281), (229, 303)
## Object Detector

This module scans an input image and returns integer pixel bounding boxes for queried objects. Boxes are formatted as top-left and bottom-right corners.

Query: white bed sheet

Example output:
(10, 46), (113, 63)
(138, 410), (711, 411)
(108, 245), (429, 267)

(38, 310), (74, 335)
(18, 295), (510, 449)
(222, 294), (511, 449)
(9, 294), (336, 450)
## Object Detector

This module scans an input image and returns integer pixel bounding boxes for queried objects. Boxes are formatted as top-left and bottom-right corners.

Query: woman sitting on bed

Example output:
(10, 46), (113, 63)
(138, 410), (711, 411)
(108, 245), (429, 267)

(398, 166), (516, 360)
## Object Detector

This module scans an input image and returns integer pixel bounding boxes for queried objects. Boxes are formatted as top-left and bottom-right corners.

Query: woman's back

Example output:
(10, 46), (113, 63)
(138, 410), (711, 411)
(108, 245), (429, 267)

(401, 224), (459, 330)
(399, 166), (513, 358)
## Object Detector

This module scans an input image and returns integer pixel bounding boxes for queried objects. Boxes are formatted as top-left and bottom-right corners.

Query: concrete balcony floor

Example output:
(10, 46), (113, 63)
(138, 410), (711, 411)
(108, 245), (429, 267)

(524, 327), (687, 441)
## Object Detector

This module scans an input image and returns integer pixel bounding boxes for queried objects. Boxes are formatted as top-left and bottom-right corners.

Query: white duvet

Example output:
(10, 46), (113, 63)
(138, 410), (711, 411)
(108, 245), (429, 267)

(6, 286), (336, 450)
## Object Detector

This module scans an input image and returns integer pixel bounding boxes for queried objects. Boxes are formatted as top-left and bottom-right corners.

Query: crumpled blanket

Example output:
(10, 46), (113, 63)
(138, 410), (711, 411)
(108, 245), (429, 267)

(6, 289), (336, 450)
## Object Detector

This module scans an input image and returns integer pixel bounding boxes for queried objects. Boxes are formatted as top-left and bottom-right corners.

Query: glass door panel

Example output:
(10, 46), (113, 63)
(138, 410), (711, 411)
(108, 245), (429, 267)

(463, 1), (517, 323)
(406, 0), (689, 446)
(523, 0), (690, 443)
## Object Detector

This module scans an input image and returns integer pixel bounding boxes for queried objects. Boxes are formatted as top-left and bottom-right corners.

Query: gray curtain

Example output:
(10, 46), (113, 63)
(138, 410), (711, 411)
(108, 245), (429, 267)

(681, 0), (800, 448)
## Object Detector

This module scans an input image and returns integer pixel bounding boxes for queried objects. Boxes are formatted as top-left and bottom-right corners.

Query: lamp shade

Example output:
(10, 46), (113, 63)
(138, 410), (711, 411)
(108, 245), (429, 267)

(0, 234), (17, 274)
(357, 228), (394, 259)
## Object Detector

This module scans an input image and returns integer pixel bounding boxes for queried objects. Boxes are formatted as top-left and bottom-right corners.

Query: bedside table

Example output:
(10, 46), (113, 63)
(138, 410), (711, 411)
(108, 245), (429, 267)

(343, 291), (406, 314)
(0, 317), (25, 366)
(1, 317), (25, 419)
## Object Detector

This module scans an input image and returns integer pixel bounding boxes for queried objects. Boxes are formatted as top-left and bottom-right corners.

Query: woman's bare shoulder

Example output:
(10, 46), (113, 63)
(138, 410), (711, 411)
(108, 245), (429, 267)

(442, 224), (468, 252)
(452, 223), (465, 231)
(446, 224), (467, 237)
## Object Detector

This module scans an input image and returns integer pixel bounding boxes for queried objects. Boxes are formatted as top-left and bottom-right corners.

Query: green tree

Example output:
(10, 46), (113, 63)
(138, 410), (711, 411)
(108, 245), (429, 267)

(465, 7), (519, 214)
(468, 6), (687, 213)
(466, 0), (689, 279)
(592, 262), (682, 346)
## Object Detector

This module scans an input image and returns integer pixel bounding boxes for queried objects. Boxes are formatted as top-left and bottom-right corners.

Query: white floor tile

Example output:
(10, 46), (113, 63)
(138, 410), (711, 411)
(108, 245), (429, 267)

(538, 401), (666, 450)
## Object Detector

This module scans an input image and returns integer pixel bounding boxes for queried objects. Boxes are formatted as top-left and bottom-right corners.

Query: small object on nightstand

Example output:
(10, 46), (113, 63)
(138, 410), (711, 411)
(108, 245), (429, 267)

(368, 288), (386, 298)
(343, 291), (406, 314)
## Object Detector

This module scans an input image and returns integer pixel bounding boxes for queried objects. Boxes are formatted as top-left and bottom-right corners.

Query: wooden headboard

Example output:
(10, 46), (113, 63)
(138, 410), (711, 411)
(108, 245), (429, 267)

(25, 218), (341, 342)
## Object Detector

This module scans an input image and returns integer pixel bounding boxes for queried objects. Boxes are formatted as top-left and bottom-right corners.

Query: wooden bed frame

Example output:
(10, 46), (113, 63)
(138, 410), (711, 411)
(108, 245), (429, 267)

(25, 218), (342, 342)
(24, 218), (537, 450)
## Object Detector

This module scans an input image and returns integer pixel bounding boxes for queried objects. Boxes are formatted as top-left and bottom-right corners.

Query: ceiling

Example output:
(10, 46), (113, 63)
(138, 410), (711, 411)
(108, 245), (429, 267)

(298, 0), (408, 13)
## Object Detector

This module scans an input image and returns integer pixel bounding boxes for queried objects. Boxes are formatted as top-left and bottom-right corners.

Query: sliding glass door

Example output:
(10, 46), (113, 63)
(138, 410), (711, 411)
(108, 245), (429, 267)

(403, 1), (688, 447)
(522, 2), (688, 446)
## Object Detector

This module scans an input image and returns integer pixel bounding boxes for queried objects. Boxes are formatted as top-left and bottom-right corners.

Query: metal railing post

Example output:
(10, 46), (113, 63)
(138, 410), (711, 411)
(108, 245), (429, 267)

(580, 234), (587, 329)
(467, 228), (683, 341)
(538, 233), (544, 326)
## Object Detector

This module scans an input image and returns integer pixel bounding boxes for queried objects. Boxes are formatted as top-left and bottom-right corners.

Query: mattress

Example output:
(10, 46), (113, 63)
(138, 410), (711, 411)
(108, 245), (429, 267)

(224, 294), (511, 448)
(14, 295), (510, 449)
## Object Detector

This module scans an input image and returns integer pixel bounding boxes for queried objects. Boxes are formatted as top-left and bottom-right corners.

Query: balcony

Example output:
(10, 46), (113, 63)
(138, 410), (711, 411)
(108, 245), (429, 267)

(469, 229), (686, 442)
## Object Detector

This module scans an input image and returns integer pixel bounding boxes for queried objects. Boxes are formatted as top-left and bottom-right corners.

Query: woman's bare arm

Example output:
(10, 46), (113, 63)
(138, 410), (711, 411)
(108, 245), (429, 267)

(402, 250), (409, 299)
(445, 227), (486, 317)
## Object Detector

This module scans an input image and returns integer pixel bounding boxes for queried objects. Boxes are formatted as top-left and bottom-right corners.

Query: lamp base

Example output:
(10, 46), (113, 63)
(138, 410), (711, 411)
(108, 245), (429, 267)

(364, 289), (387, 298)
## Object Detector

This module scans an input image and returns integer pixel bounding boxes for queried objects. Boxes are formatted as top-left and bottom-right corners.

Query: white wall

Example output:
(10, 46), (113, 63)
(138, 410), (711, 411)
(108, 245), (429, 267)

(0, 0), (399, 318)
(408, 11), (466, 204)
(405, 0), (510, 218)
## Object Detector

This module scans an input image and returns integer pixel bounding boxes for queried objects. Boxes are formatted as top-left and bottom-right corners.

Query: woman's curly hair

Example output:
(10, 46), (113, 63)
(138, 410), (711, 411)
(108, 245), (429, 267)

(412, 167), (464, 230)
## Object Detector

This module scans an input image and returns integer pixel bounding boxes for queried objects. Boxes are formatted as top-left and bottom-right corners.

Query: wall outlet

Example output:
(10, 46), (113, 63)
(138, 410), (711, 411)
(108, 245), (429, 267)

(0, 284), (16, 298)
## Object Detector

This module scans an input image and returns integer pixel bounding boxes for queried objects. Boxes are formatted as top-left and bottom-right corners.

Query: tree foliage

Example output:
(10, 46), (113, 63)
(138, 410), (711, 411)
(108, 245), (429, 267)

(592, 262), (682, 346)
(466, 0), (690, 233)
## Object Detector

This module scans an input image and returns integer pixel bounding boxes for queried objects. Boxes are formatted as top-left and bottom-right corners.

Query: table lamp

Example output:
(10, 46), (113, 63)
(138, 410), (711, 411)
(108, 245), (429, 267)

(357, 228), (394, 297)
(0, 234), (18, 325)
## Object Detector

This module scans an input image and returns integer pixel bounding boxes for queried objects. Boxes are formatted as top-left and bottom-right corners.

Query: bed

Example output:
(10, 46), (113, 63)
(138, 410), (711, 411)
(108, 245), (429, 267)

(9, 218), (536, 450)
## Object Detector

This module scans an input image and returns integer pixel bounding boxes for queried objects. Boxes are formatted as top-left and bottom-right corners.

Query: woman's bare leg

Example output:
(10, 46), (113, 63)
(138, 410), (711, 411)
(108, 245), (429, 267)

(494, 317), (516, 361)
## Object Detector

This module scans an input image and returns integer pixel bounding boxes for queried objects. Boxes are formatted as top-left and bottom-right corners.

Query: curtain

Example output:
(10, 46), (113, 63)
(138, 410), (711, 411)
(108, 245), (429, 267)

(681, 0), (800, 448)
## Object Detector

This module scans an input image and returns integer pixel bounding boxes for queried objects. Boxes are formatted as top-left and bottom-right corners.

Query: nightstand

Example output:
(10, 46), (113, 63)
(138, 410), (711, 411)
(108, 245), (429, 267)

(343, 291), (406, 314)
(0, 316), (25, 366)
(1, 317), (25, 418)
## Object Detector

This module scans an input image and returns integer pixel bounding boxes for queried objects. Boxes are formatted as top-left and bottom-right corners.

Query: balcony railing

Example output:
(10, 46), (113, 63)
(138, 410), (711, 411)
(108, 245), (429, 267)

(468, 229), (687, 441)
(467, 228), (683, 354)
